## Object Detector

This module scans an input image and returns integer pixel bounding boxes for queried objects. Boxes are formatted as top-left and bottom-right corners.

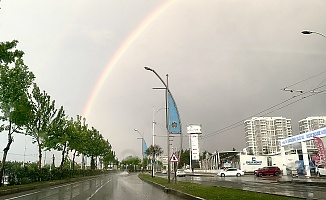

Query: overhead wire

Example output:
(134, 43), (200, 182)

(200, 71), (326, 140)
(283, 70), (326, 89)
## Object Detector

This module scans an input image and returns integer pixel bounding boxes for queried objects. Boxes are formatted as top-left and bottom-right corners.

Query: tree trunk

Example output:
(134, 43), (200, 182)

(60, 142), (67, 170)
(0, 122), (13, 187)
(91, 156), (95, 170)
(82, 155), (84, 170)
(72, 151), (76, 170)
(37, 138), (42, 170)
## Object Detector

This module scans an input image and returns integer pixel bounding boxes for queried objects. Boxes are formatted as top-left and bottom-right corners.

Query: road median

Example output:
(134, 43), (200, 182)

(138, 173), (298, 200)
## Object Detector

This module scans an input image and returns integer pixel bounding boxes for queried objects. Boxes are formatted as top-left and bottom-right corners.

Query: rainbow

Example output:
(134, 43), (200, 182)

(82, 0), (177, 118)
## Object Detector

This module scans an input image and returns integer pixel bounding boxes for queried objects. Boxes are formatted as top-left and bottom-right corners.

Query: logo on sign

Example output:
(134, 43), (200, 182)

(172, 121), (178, 128)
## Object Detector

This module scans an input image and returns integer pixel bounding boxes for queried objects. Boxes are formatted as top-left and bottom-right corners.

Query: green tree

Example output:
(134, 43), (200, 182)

(200, 150), (212, 161)
(145, 144), (163, 177)
(0, 40), (35, 186)
(179, 149), (190, 169)
(121, 156), (141, 171)
(72, 116), (89, 170)
(26, 83), (57, 169)
(82, 127), (108, 170)
(102, 140), (116, 170)
(68, 115), (86, 170)
(43, 106), (67, 169)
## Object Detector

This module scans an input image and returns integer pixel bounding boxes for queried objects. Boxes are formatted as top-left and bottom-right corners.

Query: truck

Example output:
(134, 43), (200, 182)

(316, 165), (326, 177)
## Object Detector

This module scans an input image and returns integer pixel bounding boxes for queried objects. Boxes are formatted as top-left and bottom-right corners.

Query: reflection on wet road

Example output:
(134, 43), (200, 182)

(178, 175), (326, 199)
(1, 172), (186, 200)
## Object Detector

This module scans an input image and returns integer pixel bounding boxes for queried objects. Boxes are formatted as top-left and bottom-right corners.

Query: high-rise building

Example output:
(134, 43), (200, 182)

(299, 116), (326, 150)
(244, 117), (293, 155)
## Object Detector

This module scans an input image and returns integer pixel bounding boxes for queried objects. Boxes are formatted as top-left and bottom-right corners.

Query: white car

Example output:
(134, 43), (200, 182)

(316, 165), (326, 177)
(161, 170), (167, 174)
(176, 169), (186, 177)
(217, 168), (244, 177)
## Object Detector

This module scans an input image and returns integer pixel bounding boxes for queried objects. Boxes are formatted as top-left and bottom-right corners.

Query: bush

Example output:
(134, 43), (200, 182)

(2, 161), (105, 186)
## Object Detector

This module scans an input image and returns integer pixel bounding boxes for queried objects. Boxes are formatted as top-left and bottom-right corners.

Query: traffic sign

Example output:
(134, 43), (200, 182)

(169, 152), (180, 162)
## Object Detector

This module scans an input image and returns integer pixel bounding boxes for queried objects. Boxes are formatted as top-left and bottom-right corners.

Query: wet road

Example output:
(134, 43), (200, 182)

(176, 175), (326, 200)
(0, 172), (185, 200)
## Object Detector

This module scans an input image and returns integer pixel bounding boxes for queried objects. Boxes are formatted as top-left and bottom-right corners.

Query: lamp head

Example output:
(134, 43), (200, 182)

(144, 66), (153, 71)
(302, 30), (313, 35)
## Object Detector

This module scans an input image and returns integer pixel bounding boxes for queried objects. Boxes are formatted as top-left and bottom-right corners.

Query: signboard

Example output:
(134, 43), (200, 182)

(187, 125), (202, 134)
(170, 152), (180, 162)
(168, 92), (181, 134)
(191, 134), (200, 160)
(280, 127), (326, 146)
(245, 156), (263, 165)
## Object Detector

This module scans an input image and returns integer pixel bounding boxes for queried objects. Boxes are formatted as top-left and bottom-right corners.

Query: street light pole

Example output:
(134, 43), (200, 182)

(144, 66), (171, 183)
(300, 29), (326, 177)
(166, 74), (170, 183)
(152, 107), (166, 146)
(151, 107), (165, 177)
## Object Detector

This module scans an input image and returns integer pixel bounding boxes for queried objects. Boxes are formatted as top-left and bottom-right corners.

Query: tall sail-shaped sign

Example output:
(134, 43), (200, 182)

(313, 136), (326, 165)
(143, 139), (148, 157)
(168, 91), (181, 134)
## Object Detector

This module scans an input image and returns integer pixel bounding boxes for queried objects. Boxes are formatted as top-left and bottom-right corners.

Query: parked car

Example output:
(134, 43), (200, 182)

(254, 166), (281, 177)
(161, 170), (167, 174)
(217, 168), (244, 177)
(316, 165), (326, 177)
(176, 169), (186, 177)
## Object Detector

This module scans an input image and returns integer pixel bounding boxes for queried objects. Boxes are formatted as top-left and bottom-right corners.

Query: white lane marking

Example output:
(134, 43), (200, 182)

(4, 177), (98, 199)
(50, 183), (74, 190)
(49, 177), (97, 190)
(4, 191), (40, 200)
(86, 179), (112, 200)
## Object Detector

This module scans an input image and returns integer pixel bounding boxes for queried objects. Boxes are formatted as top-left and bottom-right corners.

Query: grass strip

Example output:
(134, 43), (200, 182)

(138, 173), (299, 200)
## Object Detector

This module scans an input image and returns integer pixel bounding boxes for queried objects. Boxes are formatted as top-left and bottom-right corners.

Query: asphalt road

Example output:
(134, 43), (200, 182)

(0, 172), (185, 200)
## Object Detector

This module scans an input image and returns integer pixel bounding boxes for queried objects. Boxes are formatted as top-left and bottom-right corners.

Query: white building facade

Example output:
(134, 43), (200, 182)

(244, 117), (293, 155)
(299, 116), (326, 150)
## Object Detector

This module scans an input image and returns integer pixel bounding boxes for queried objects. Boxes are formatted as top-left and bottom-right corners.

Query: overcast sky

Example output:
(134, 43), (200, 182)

(1, 0), (325, 164)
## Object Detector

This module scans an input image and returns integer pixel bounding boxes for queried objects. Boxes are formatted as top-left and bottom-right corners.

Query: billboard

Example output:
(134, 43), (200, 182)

(191, 134), (200, 160)
(187, 124), (202, 134)
(168, 92), (181, 134)
(280, 127), (326, 146)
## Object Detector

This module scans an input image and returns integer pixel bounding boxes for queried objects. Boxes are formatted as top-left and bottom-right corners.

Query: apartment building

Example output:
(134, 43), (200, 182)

(299, 116), (326, 150)
(244, 117), (293, 155)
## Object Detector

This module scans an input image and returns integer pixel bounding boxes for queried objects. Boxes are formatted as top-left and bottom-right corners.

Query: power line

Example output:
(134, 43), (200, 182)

(283, 70), (326, 90)
(200, 70), (326, 140)
(201, 94), (301, 139)
(201, 87), (325, 140)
